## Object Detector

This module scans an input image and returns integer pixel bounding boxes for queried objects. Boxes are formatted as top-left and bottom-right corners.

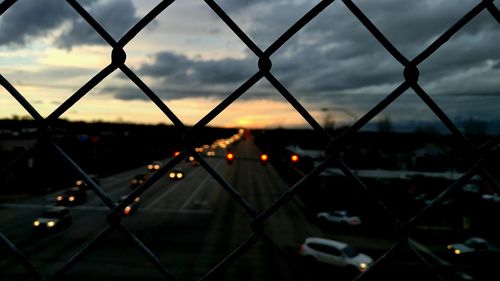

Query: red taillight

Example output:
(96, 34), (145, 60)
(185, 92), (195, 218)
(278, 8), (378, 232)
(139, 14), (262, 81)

(299, 244), (305, 253)
(173, 151), (180, 157)
(226, 153), (234, 161)
(123, 206), (131, 216)
(350, 218), (361, 225)
(291, 154), (299, 163)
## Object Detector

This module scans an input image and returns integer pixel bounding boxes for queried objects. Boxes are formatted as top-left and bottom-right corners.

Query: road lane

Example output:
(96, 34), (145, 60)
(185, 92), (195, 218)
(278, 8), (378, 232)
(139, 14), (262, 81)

(1, 136), (405, 281)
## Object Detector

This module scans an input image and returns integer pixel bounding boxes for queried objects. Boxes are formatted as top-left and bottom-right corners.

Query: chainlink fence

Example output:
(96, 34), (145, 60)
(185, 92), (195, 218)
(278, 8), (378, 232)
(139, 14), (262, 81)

(1, 0), (499, 280)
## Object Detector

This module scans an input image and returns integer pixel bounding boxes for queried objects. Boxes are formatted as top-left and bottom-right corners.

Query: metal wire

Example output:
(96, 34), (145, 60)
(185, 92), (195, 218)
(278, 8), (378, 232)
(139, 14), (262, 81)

(0, 0), (498, 280)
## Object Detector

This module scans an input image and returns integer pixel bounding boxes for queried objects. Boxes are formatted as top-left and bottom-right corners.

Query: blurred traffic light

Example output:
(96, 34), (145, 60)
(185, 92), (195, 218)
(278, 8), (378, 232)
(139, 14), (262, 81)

(226, 152), (235, 164)
(260, 154), (269, 165)
(291, 154), (299, 163)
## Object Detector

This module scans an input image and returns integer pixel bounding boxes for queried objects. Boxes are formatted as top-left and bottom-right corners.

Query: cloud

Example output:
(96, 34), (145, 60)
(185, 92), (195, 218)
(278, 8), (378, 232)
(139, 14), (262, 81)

(139, 52), (256, 85)
(105, 0), (499, 123)
(57, 0), (142, 48)
(128, 0), (499, 95)
(0, 0), (77, 46)
(0, 0), (140, 48)
(2, 0), (497, 123)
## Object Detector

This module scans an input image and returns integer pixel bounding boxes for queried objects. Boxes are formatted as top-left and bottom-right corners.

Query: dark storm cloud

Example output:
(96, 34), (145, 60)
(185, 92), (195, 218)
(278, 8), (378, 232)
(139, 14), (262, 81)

(5, 0), (495, 122)
(117, 0), (499, 124)
(0, 0), (79, 46)
(0, 0), (139, 48)
(132, 0), (498, 98)
(264, 0), (500, 93)
(57, 0), (141, 48)
(138, 52), (257, 87)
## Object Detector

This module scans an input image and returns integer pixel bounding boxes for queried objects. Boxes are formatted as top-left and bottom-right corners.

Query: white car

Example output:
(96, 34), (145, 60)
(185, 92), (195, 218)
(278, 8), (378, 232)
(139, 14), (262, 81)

(316, 211), (362, 226)
(299, 237), (373, 272)
(447, 237), (496, 255)
(482, 193), (500, 203)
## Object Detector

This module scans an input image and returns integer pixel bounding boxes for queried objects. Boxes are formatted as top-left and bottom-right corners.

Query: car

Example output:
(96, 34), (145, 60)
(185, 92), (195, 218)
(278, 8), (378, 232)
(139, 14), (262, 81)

(186, 155), (200, 166)
(206, 150), (216, 157)
(482, 193), (500, 203)
(316, 211), (362, 226)
(56, 187), (87, 206)
(33, 207), (72, 232)
(446, 237), (500, 270)
(447, 237), (498, 256)
(299, 237), (373, 273)
(147, 161), (161, 171)
(130, 174), (147, 189)
(168, 168), (185, 180)
(75, 174), (100, 190)
(118, 195), (140, 216)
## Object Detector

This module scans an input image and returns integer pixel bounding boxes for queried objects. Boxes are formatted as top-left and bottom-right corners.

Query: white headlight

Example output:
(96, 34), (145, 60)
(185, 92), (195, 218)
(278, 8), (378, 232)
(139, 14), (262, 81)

(169, 172), (175, 178)
(359, 263), (368, 271)
(47, 221), (55, 228)
(33, 221), (40, 227)
(176, 173), (183, 179)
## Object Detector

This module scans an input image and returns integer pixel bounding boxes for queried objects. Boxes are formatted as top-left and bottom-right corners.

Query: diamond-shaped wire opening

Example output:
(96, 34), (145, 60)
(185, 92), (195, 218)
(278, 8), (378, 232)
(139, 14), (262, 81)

(119, 0), (259, 127)
(270, 0), (403, 118)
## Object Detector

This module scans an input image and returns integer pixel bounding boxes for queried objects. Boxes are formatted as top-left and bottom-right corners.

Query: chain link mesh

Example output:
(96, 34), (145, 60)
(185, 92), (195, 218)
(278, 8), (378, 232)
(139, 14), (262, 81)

(1, 0), (499, 280)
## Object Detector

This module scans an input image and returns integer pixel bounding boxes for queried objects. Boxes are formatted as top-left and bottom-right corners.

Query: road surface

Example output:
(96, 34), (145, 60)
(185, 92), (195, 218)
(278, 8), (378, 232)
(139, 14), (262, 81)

(1, 136), (474, 281)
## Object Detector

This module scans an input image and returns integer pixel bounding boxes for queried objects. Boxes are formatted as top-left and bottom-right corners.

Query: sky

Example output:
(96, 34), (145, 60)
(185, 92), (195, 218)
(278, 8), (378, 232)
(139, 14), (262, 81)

(0, 0), (498, 130)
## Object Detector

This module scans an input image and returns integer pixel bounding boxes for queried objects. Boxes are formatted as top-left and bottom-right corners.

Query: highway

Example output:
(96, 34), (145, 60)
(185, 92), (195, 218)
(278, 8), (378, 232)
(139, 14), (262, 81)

(0, 136), (335, 281)
(1, 135), (480, 281)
